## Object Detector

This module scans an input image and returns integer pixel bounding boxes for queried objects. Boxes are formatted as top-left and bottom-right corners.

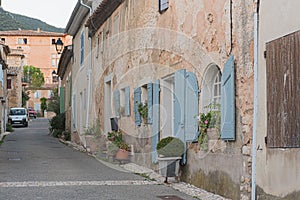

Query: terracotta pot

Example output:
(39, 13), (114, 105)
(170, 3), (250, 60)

(115, 149), (129, 160)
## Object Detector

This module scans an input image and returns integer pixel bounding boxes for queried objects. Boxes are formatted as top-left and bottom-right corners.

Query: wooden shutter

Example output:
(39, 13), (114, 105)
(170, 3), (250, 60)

(60, 87), (65, 114)
(125, 86), (130, 116)
(221, 55), (235, 141)
(185, 72), (199, 141)
(159, 0), (169, 13)
(147, 83), (153, 124)
(80, 30), (84, 65)
(114, 90), (120, 118)
(73, 95), (76, 128)
(266, 31), (300, 148)
(174, 69), (186, 164)
(134, 87), (142, 126)
(152, 80), (160, 163)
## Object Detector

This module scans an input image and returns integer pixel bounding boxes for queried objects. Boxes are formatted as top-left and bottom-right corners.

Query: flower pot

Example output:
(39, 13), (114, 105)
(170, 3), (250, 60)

(157, 156), (181, 177)
(115, 149), (129, 160)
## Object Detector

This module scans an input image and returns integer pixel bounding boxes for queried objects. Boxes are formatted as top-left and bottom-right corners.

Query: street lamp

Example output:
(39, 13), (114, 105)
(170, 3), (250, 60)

(54, 38), (64, 54)
(52, 70), (57, 82)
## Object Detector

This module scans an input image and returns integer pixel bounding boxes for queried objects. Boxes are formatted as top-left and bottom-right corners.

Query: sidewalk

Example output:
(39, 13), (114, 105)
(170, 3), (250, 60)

(0, 132), (11, 141)
(60, 139), (231, 200)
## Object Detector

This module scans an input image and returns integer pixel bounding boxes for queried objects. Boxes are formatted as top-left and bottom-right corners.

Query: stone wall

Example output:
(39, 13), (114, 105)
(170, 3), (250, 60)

(89, 1), (255, 199)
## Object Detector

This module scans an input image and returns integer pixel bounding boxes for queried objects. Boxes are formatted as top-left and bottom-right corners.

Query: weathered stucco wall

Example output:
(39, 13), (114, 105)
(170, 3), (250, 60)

(257, 0), (300, 198)
(89, 1), (255, 199)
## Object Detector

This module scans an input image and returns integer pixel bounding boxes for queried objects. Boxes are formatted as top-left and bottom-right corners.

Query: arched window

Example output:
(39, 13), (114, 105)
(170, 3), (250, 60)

(201, 64), (222, 112)
(200, 64), (222, 129)
(212, 72), (221, 105)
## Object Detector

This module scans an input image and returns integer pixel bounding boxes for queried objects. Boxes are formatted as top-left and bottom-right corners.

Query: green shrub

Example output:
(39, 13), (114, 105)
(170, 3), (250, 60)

(156, 136), (185, 157)
(6, 123), (14, 132)
(49, 113), (65, 138)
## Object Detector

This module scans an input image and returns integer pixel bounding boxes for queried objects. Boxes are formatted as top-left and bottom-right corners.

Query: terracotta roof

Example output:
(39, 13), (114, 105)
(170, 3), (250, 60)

(85, 0), (123, 35)
(0, 30), (65, 37)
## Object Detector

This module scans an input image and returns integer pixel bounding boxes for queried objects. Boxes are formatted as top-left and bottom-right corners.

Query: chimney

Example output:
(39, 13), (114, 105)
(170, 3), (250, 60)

(37, 28), (40, 33)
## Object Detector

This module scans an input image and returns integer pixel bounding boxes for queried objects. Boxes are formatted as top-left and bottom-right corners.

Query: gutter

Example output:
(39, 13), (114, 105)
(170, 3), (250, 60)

(251, 0), (260, 199)
(79, 0), (92, 137)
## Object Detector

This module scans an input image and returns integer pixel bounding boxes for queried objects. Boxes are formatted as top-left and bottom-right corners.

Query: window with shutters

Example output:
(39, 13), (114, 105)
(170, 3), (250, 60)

(113, 13), (119, 35)
(159, 0), (169, 13)
(80, 28), (85, 66)
(34, 91), (41, 99)
(201, 65), (222, 114)
(266, 31), (300, 148)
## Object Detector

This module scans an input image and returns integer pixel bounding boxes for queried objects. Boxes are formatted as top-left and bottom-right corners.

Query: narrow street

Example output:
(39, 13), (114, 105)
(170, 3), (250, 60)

(0, 118), (195, 200)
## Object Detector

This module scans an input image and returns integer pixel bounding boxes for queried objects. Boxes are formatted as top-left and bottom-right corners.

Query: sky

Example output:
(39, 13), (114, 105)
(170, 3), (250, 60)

(2, 0), (78, 28)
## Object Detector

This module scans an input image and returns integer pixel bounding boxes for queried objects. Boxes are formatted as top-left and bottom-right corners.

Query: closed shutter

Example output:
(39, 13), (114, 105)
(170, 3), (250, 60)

(125, 86), (130, 116)
(152, 80), (160, 163)
(221, 55), (235, 140)
(134, 87), (142, 126)
(147, 83), (153, 124)
(174, 69), (186, 164)
(60, 87), (65, 114)
(159, 0), (169, 13)
(80, 30), (84, 65)
(114, 90), (120, 118)
(73, 95), (76, 128)
(185, 72), (199, 141)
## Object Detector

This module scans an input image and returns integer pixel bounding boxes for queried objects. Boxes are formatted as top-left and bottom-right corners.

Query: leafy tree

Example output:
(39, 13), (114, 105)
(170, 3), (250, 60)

(47, 88), (60, 115)
(23, 65), (45, 88)
(40, 97), (47, 116)
(22, 90), (30, 107)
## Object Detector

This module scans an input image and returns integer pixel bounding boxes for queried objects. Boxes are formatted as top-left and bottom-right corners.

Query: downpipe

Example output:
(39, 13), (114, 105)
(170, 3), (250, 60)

(251, 0), (260, 199)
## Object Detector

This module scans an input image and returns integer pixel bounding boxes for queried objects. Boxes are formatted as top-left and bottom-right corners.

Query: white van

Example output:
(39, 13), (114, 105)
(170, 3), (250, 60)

(8, 107), (29, 127)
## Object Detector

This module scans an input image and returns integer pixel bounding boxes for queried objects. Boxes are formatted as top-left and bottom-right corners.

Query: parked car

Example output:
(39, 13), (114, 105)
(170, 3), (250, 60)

(27, 107), (37, 118)
(8, 107), (29, 127)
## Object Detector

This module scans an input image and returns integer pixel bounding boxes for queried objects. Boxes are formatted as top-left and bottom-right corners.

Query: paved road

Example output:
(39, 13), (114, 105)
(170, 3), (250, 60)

(0, 118), (196, 200)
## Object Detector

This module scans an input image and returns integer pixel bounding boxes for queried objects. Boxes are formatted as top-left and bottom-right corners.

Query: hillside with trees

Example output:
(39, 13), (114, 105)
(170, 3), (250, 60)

(0, 7), (64, 32)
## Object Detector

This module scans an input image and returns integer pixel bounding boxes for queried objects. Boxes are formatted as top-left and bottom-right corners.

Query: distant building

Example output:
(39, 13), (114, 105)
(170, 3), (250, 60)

(0, 29), (71, 112)
(7, 48), (25, 108)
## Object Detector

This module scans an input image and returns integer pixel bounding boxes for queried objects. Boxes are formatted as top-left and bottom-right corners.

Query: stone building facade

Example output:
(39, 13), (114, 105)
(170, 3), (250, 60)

(64, 1), (255, 199)
(0, 41), (9, 133)
(7, 48), (25, 108)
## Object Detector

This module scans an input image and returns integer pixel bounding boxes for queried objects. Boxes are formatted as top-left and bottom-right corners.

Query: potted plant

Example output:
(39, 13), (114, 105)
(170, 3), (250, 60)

(115, 141), (130, 160)
(107, 130), (131, 161)
(156, 136), (185, 182)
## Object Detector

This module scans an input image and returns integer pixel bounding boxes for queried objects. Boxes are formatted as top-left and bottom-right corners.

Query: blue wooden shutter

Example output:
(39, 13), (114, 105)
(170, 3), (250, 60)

(114, 90), (120, 118)
(147, 83), (153, 124)
(185, 72), (199, 141)
(174, 69), (186, 164)
(73, 94), (76, 128)
(60, 87), (65, 114)
(125, 87), (130, 116)
(80, 29), (84, 65)
(152, 80), (160, 163)
(159, 0), (169, 13)
(134, 87), (142, 126)
(221, 55), (235, 140)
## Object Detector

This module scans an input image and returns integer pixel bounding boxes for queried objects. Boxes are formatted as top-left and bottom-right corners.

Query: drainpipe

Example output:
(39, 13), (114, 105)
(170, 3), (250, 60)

(79, 0), (92, 131)
(252, 0), (260, 199)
